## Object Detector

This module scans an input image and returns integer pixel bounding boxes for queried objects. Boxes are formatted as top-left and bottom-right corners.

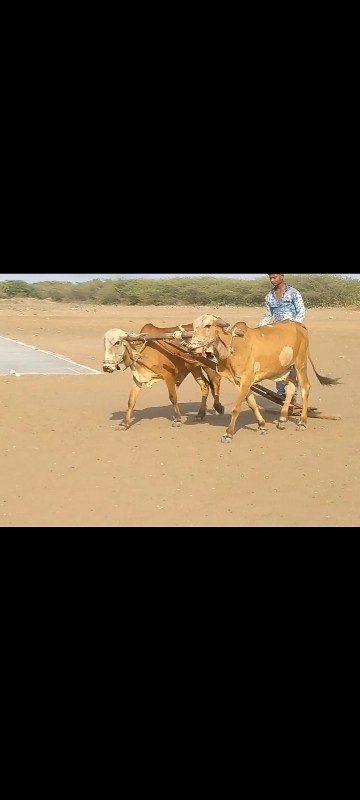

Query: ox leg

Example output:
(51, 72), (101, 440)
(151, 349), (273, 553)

(209, 372), (224, 415)
(277, 379), (297, 430)
(166, 376), (183, 427)
(246, 392), (267, 433)
(193, 368), (224, 417)
(191, 367), (210, 420)
(119, 381), (141, 430)
(221, 381), (252, 443)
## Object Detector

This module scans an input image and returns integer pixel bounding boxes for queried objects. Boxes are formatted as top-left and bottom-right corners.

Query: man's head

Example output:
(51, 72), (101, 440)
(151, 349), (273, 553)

(267, 273), (284, 287)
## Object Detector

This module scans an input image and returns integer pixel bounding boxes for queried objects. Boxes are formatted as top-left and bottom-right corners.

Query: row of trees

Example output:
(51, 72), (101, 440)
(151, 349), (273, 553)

(0, 275), (359, 307)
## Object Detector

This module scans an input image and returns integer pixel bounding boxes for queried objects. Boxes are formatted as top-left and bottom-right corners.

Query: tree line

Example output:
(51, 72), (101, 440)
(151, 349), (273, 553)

(0, 275), (359, 307)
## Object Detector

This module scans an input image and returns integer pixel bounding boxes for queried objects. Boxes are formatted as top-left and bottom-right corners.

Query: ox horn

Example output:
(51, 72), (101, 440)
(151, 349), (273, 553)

(217, 318), (231, 329)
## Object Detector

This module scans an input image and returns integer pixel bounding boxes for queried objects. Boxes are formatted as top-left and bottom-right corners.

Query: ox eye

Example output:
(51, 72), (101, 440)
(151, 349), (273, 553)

(205, 324), (212, 329)
(114, 340), (121, 346)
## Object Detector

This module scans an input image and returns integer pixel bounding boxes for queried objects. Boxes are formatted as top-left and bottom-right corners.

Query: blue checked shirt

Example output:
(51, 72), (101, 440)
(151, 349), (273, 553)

(258, 284), (305, 327)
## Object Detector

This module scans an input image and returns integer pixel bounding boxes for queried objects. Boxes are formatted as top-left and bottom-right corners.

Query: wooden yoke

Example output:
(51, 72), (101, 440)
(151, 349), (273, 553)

(127, 331), (193, 342)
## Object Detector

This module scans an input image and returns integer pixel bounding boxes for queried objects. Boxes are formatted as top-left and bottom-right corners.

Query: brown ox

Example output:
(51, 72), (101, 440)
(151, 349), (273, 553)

(187, 314), (340, 442)
(103, 322), (224, 430)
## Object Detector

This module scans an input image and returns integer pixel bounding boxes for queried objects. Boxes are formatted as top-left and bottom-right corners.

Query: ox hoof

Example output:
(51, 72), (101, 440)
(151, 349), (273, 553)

(296, 423), (307, 432)
(215, 404), (225, 415)
(119, 423), (129, 431)
(221, 434), (233, 444)
(257, 427), (268, 435)
(172, 420), (182, 428)
(277, 421), (287, 430)
(195, 414), (206, 422)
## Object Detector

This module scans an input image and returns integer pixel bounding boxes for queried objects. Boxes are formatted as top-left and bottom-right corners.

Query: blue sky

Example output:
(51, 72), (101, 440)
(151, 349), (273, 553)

(1, 273), (359, 282)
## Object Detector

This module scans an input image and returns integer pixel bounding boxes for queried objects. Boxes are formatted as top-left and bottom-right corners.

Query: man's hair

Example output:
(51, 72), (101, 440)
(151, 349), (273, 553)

(267, 273), (284, 276)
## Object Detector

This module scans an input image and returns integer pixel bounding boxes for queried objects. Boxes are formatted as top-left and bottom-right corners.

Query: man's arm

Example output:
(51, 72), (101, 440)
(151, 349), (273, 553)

(258, 297), (273, 327)
(293, 290), (305, 322)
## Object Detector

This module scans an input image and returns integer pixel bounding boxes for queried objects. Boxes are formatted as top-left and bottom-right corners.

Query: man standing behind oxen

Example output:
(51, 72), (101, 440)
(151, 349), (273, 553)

(258, 273), (306, 400)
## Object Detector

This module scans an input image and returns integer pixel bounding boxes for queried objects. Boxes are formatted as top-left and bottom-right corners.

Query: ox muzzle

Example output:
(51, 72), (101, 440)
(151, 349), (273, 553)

(187, 338), (217, 358)
(103, 361), (122, 373)
(103, 338), (127, 373)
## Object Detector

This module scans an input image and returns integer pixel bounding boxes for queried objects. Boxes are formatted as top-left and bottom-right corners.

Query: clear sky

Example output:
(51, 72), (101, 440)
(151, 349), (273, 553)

(1, 273), (359, 282)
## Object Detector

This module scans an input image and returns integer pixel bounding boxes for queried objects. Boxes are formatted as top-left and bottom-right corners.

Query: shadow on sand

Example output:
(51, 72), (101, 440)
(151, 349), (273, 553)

(110, 399), (289, 431)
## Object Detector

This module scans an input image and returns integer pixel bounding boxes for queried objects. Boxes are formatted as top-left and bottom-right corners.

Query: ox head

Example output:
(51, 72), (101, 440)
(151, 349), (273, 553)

(187, 314), (232, 358)
(103, 328), (132, 373)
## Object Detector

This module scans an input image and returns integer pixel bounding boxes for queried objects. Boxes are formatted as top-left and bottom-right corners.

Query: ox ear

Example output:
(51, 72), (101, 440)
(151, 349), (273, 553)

(232, 326), (245, 337)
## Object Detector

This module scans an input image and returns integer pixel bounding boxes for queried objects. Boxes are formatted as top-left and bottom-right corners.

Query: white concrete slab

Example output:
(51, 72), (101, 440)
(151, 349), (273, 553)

(0, 336), (101, 375)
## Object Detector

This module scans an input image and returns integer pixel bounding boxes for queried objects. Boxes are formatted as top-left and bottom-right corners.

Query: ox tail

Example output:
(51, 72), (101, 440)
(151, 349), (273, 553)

(308, 351), (341, 386)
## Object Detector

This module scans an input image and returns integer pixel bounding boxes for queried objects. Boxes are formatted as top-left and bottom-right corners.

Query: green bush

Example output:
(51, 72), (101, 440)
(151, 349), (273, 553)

(1, 275), (359, 307)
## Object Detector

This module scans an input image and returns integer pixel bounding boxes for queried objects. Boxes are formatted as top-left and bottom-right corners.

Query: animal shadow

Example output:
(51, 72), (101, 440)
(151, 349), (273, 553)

(110, 400), (285, 432)
(110, 402), (221, 426)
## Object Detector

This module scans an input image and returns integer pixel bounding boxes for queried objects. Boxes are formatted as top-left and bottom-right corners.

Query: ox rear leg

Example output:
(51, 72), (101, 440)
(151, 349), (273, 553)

(295, 368), (310, 431)
(119, 381), (141, 431)
(276, 379), (297, 430)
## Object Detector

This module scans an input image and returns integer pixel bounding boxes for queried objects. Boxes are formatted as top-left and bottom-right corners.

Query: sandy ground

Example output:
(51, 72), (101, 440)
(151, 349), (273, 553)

(0, 299), (359, 528)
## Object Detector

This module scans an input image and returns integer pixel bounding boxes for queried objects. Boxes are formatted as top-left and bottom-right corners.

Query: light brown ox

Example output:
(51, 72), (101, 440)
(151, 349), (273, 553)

(103, 322), (224, 430)
(187, 314), (340, 442)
